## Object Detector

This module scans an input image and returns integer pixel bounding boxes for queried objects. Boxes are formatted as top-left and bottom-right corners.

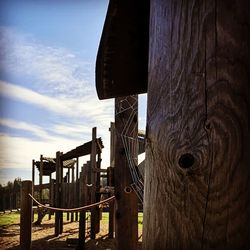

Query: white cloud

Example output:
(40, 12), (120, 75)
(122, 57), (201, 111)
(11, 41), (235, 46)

(0, 80), (113, 122)
(0, 133), (81, 169)
(0, 118), (50, 140)
(0, 26), (93, 98)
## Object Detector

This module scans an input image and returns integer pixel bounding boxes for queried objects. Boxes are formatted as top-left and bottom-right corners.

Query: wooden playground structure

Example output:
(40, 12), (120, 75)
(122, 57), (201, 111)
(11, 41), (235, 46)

(20, 96), (146, 250)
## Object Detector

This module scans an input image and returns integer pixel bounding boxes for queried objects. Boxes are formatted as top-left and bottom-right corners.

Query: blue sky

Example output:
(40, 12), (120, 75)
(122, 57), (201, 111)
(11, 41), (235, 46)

(0, 0), (147, 185)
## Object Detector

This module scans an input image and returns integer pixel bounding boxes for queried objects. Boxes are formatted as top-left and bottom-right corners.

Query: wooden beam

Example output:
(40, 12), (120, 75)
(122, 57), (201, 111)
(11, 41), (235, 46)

(60, 139), (103, 161)
(114, 96), (138, 250)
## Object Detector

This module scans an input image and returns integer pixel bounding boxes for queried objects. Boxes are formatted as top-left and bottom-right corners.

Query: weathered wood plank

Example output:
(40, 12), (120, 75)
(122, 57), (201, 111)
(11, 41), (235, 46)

(115, 96), (138, 250)
(143, 0), (250, 249)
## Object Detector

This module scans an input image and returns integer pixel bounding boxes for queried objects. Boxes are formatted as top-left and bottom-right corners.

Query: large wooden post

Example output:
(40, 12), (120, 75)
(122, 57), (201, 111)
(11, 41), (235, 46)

(20, 180), (33, 250)
(115, 96), (138, 250)
(143, 0), (250, 249)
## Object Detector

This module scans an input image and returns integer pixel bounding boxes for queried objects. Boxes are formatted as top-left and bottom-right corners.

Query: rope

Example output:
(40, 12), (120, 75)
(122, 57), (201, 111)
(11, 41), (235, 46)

(29, 194), (115, 212)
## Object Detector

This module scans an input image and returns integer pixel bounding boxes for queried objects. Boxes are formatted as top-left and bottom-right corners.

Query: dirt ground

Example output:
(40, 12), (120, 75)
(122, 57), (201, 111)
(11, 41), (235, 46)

(0, 216), (142, 250)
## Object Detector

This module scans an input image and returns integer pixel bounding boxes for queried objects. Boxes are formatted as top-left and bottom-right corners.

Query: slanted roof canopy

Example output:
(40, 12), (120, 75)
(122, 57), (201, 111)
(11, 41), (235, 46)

(95, 0), (150, 100)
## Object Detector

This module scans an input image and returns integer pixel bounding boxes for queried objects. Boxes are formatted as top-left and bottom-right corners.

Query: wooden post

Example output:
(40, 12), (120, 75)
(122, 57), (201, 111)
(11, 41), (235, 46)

(39, 155), (43, 203)
(115, 96), (138, 250)
(143, 0), (250, 249)
(55, 151), (63, 236)
(20, 180), (32, 250)
(48, 174), (52, 220)
(90, 127), (97, 239)
(32, 160), (35, 187)
(94, 152), (101, 234)
(71, 165), (75, 222)
(78, 166), (87, 249)
(32, 160), (35, 222)
(108, 193), (115, 239)
(75, 158), (79, 221)
(66, 170), (70, 221)
(108, 166), (115, 238)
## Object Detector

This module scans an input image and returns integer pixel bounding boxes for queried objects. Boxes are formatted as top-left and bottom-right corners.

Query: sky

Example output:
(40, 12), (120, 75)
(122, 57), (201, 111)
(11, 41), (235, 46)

(0, 0), (147, 186)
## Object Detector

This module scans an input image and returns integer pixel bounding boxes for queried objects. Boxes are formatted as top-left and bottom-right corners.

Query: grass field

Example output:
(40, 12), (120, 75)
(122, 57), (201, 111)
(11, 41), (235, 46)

(0, 211), (143, 228)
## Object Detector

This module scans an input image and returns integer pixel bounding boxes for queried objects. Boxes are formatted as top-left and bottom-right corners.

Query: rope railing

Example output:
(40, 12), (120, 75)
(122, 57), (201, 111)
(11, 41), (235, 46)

(29, 193), (115, 213)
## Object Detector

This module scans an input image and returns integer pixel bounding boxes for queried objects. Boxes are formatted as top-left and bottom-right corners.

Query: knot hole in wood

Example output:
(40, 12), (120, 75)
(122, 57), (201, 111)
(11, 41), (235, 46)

(178, 153), (195, 169)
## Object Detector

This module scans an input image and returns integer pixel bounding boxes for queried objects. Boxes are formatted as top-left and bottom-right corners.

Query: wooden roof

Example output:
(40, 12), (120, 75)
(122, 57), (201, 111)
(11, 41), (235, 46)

(95, 0), (150, 99)
(35, 158), (76, 176)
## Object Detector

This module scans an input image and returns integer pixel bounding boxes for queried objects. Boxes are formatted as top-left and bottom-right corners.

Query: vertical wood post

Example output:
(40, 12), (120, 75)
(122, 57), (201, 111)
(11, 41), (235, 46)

(108, 192), (114, 239)
(107, 166), (115, 238)
(66, 170), (70, 221)
(48, 174), (52, 220)
(115, 96), (138, 250)
(39, 155), (43, 203)
(55, 151), (63, 236)
(143, 0), (250, 249)
(32, 160), (35, 222)
(90, 127), (97, 239)
(71, 165), (75, 222)
(20, 180), (32, 250)
(32, 160), (35, 187)
(75, 157), (79, 221)
(79, 166), (87, 249)
(109, 122), (116, 168)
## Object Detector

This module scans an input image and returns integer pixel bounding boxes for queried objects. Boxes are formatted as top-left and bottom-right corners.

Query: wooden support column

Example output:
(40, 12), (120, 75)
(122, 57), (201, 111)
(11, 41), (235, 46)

(109, 122), (116, 168)
(75, 158), (79, 221)
(48, 174), (52, 220)
(71, 165), (75, 222)
(67, 170), (70, 221)
(108, 192), (115, 239)
(32, 160), (35, 187)
(107, 166), (115, 238)
(143, 0), (250, 249)
(90, 127), (97, 239)
(55, 151), (63, 236)
(39, 155), (43, 203)
(115, 96), (138, 250)
(78, 166), (87, 249)
(20, 180), (32, 250)
(32, 160), (35, 222)
(94, 153), (101, 234)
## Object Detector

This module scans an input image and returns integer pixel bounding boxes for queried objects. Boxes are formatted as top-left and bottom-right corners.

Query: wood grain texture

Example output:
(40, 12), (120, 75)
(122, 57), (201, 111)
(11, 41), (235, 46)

(115, 96), (138, 250)
(143, 0), (250, 249)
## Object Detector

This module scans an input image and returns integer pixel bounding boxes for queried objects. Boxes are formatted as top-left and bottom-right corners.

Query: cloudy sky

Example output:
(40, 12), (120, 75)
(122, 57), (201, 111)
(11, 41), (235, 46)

(0, 0), (147, 185)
